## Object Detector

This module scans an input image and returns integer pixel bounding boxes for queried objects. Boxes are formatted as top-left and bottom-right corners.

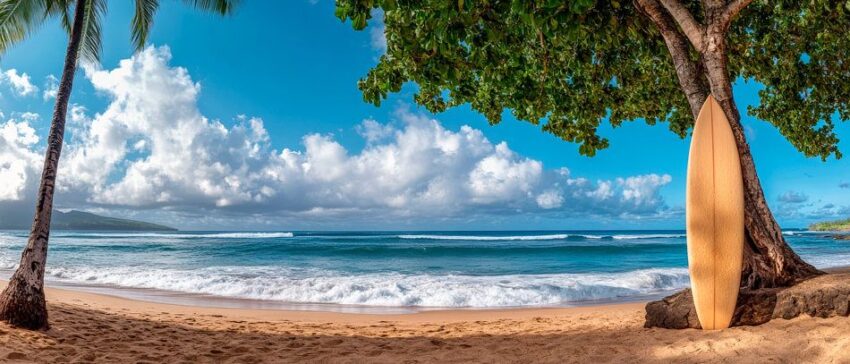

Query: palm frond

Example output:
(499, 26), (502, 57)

(76, 0), (105, 63)
(130, 0), (157, 52)
(181, 0), (238, 15)
(45, 0), (71, 34)
(0, 0), (49, 55)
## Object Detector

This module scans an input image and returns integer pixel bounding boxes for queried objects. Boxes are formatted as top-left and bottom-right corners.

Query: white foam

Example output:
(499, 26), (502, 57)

(804, 253), (850, 269)
(397, 233), (685, 241)
(38, 266), (690, 307)
(611, 234), (686, 240)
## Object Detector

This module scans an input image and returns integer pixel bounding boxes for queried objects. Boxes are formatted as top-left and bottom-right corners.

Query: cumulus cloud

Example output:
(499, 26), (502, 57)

(0, 113), (42, 201)
(771, 190), (850, 222)
(42, 74), (59, 100)
(0, 46), (675, 225)
(776, 199), (850, 221)
(535, 190), (563, 209)
(777, 191), (808, 204)
(355, 118), (393, 143)
(810, 204), (850, 218)
(1, 69), (37, 96)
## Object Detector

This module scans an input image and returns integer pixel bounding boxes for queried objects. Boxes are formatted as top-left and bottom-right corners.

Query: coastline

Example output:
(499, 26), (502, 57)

(1, 275), (850, 362)
(5, 263), (844, 316)
(1, 279), (647, 323)
(37, 277), (668, 314)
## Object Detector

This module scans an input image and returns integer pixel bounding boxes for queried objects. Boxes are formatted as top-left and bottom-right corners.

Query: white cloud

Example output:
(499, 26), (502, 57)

(468, 143), (541, 204)
(770, 190), (850, 222)
(777, 190), (808, 204)
(1, 69), (37, 96)
(0, 46), (675, 225)
(42, 75), (59, 100)
(0, 113), (42, 201)
(536, 190), (563, 209)
(587, 180), (614, 200)
(619, 175), (673, 206)
(369, 10), (387, 53)
(356, 118), (394, 143)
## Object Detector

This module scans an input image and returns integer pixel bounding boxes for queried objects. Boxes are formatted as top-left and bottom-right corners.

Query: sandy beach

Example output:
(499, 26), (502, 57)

(0, 281), (846, 363)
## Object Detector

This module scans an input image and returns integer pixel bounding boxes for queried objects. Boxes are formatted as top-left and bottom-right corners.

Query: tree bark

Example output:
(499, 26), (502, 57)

(635, 0), (708, 119)
(699, 14), (822, 290)
(638, 0), (823, 292)
(0, 0), (88, 330)
(637, 0), (825, 329)
(646, 270), (850, 329)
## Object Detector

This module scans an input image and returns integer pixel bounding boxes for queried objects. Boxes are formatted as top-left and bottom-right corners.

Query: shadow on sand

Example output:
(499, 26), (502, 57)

(0, 297), (847, 363)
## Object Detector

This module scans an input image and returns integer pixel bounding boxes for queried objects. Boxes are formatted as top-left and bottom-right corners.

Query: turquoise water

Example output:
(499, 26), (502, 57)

(0, 230), (847, 308)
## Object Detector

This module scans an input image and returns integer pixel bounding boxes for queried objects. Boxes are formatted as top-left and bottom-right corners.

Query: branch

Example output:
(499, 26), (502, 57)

(635, 0), (708, 118)
(658, 0), (705, 50)
(718, 0), (755, 30)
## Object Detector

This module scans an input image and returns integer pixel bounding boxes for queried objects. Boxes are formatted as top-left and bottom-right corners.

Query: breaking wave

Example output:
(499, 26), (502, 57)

(40, 266), (690, 307)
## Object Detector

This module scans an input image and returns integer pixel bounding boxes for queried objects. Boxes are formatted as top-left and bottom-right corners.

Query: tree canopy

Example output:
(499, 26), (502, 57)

(336, 0), (849, 160)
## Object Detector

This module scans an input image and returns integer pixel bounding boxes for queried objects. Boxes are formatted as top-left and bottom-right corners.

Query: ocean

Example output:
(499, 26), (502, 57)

(0, 230), (848, 311)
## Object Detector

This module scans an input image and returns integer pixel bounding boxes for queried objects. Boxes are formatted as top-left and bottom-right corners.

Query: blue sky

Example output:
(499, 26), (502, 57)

(0, 1), (848, 230)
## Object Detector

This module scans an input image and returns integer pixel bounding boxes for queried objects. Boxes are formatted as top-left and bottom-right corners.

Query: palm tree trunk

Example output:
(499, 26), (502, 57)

(0, 0), (88, 330)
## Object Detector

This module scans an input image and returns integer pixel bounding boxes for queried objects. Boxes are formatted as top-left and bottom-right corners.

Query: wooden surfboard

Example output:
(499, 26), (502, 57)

(686, 95), (745, 330)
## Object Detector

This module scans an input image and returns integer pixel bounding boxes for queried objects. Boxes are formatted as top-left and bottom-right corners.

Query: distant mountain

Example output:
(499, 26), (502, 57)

(0, 210), (177, 231)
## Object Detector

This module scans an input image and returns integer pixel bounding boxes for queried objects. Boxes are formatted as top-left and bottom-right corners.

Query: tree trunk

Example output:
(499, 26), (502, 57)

(0, 0), (88, 330)
(641, 0), (825, 329)
(699, 24), (822, 291)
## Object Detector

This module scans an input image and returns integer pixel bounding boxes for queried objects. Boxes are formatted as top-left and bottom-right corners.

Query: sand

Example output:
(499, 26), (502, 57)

(0, 282), (848, 363)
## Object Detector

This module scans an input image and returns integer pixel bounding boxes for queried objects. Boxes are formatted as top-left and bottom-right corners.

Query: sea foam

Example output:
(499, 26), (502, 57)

(40, 266), (691, 307)
(397, 233), (686, 241)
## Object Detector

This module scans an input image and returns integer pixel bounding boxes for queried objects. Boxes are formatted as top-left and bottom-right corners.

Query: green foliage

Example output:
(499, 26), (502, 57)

(133, 0), (238, 52)
(336, 0), (692, 156)
(338, 0), (849, 159)
(78, 0), (105, 63)
(0, 0), (239, 63)
(730, 0), (850, 160)
(809, 217), (850, 231)
(0, 0), (49, 55)
(131, 0), (159, 51)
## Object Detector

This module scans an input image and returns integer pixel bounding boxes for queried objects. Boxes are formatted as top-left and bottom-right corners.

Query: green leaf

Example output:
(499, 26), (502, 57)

(337, 0), (849, 159)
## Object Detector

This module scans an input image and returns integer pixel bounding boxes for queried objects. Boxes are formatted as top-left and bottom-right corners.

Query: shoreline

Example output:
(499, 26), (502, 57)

(8, 264), (850, 320)
(2, 278), (849, 363)
(2, 263), (845, 316)
(3, 229), (847, 316)
(1, 263), (846, 317)
(41, 278), (667, 314)
(1, 279), (648, 323)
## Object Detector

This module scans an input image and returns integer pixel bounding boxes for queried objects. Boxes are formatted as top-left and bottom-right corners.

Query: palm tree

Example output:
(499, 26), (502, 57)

(0, 0), (238, 330)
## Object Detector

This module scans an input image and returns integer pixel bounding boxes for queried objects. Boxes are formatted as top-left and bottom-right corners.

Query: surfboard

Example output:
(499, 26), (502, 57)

(686, 95), (745, 330)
